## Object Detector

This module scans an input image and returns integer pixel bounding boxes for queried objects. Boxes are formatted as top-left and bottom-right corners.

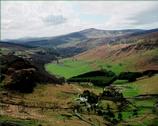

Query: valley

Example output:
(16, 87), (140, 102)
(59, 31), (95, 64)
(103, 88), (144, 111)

(0, 28), (158, 126)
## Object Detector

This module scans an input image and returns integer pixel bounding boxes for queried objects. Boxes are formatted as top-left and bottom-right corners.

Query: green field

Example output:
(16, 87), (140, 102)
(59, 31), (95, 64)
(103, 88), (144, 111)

(45, 59), (125, 79)
(45, 59), (94, 79)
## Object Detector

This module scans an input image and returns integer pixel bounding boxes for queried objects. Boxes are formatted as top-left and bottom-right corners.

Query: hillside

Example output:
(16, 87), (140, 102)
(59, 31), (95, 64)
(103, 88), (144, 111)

(0, 55), (62, 92)
(0, 41), (34, 50)
(76, 31), (158, 71)
(0, 74), (157, 126)
(1, 28), (158, 126)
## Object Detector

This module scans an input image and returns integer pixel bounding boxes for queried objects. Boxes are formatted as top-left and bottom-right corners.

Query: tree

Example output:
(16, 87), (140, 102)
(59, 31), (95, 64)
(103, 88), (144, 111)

(133, 109), (138, 116)
(118, 112), (123, 121)
(106, 104), (115, 119)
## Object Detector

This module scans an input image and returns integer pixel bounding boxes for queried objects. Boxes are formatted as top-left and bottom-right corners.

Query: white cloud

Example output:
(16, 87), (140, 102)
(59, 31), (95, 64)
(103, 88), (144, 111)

(42, 15), (67, 26)
(1, 1), (158, 39)
(77, 1), (158, 29)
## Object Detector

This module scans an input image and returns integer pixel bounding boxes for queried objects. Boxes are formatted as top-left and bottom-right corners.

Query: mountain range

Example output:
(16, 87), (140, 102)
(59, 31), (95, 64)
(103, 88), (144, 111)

(2, 28), (158, 57)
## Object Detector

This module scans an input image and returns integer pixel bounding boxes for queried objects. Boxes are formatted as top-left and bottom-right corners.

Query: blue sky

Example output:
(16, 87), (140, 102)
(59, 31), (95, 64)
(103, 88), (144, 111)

(1, 1), (158, 39)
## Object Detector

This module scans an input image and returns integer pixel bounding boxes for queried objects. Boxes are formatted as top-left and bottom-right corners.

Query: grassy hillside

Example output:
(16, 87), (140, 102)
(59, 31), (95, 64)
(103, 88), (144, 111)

(0, 74), (157, 126)
(45, 38), (158, 79)
(0, 84), (104, 126)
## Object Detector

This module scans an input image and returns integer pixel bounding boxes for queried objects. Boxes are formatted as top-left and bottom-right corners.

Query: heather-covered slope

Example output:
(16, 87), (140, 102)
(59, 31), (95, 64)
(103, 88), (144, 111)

(75, 31), (158, 71)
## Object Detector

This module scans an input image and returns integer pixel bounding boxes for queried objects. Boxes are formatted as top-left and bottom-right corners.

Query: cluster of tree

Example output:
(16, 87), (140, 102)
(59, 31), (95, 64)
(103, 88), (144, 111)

(97, 105), (123, 125)
(68, 70), (117, 86)
(68, 69), (158, 87)
(73, 88), (140, 125)
(73, 89), (129, 125)
(118, 72), (142, 82)
(90, 76), (116, 87)
(80, 90), (99, 105)
(72, 70), (116, 78)
(142, 70), (158, 77)
(118, 70), (158, 82)
(101, 87), (123, 99)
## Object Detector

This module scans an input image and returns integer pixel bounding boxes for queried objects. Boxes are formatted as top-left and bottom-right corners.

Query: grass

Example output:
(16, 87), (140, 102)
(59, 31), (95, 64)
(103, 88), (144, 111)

(142, 118), (158, 126)
(45, 59), (94, 79)
(115, 48), (158, 71)
(94, 61), (126, 75)
(113, 75), (158, 124)
(113, 75), (158, 97)
(113, 80), (128, 85)
(45, 58), (126, 79)
(0, 84), (105, 126)
(135, 99), (156, 108)
(0, 115), (42, 126)
(127, 75), (158, 95)
(123, 87), (139, 97)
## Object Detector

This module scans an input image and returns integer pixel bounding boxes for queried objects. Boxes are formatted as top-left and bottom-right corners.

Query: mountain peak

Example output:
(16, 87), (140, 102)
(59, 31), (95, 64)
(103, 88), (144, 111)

(80, 28), (104, 33)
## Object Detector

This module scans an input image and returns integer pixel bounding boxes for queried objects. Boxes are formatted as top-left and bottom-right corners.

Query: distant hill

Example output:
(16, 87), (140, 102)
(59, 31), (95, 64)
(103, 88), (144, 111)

(0, 41), (34, 50)
(76, 30), (158, 71)
(2, 28), (158, 58)
(2, 28), (146, 57)
(3, 28), (142, 44)
(112, 28), (158, 44)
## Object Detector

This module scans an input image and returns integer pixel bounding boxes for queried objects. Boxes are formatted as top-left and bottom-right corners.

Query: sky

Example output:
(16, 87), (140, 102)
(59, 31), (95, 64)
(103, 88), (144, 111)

(1, 1), (158, 40)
